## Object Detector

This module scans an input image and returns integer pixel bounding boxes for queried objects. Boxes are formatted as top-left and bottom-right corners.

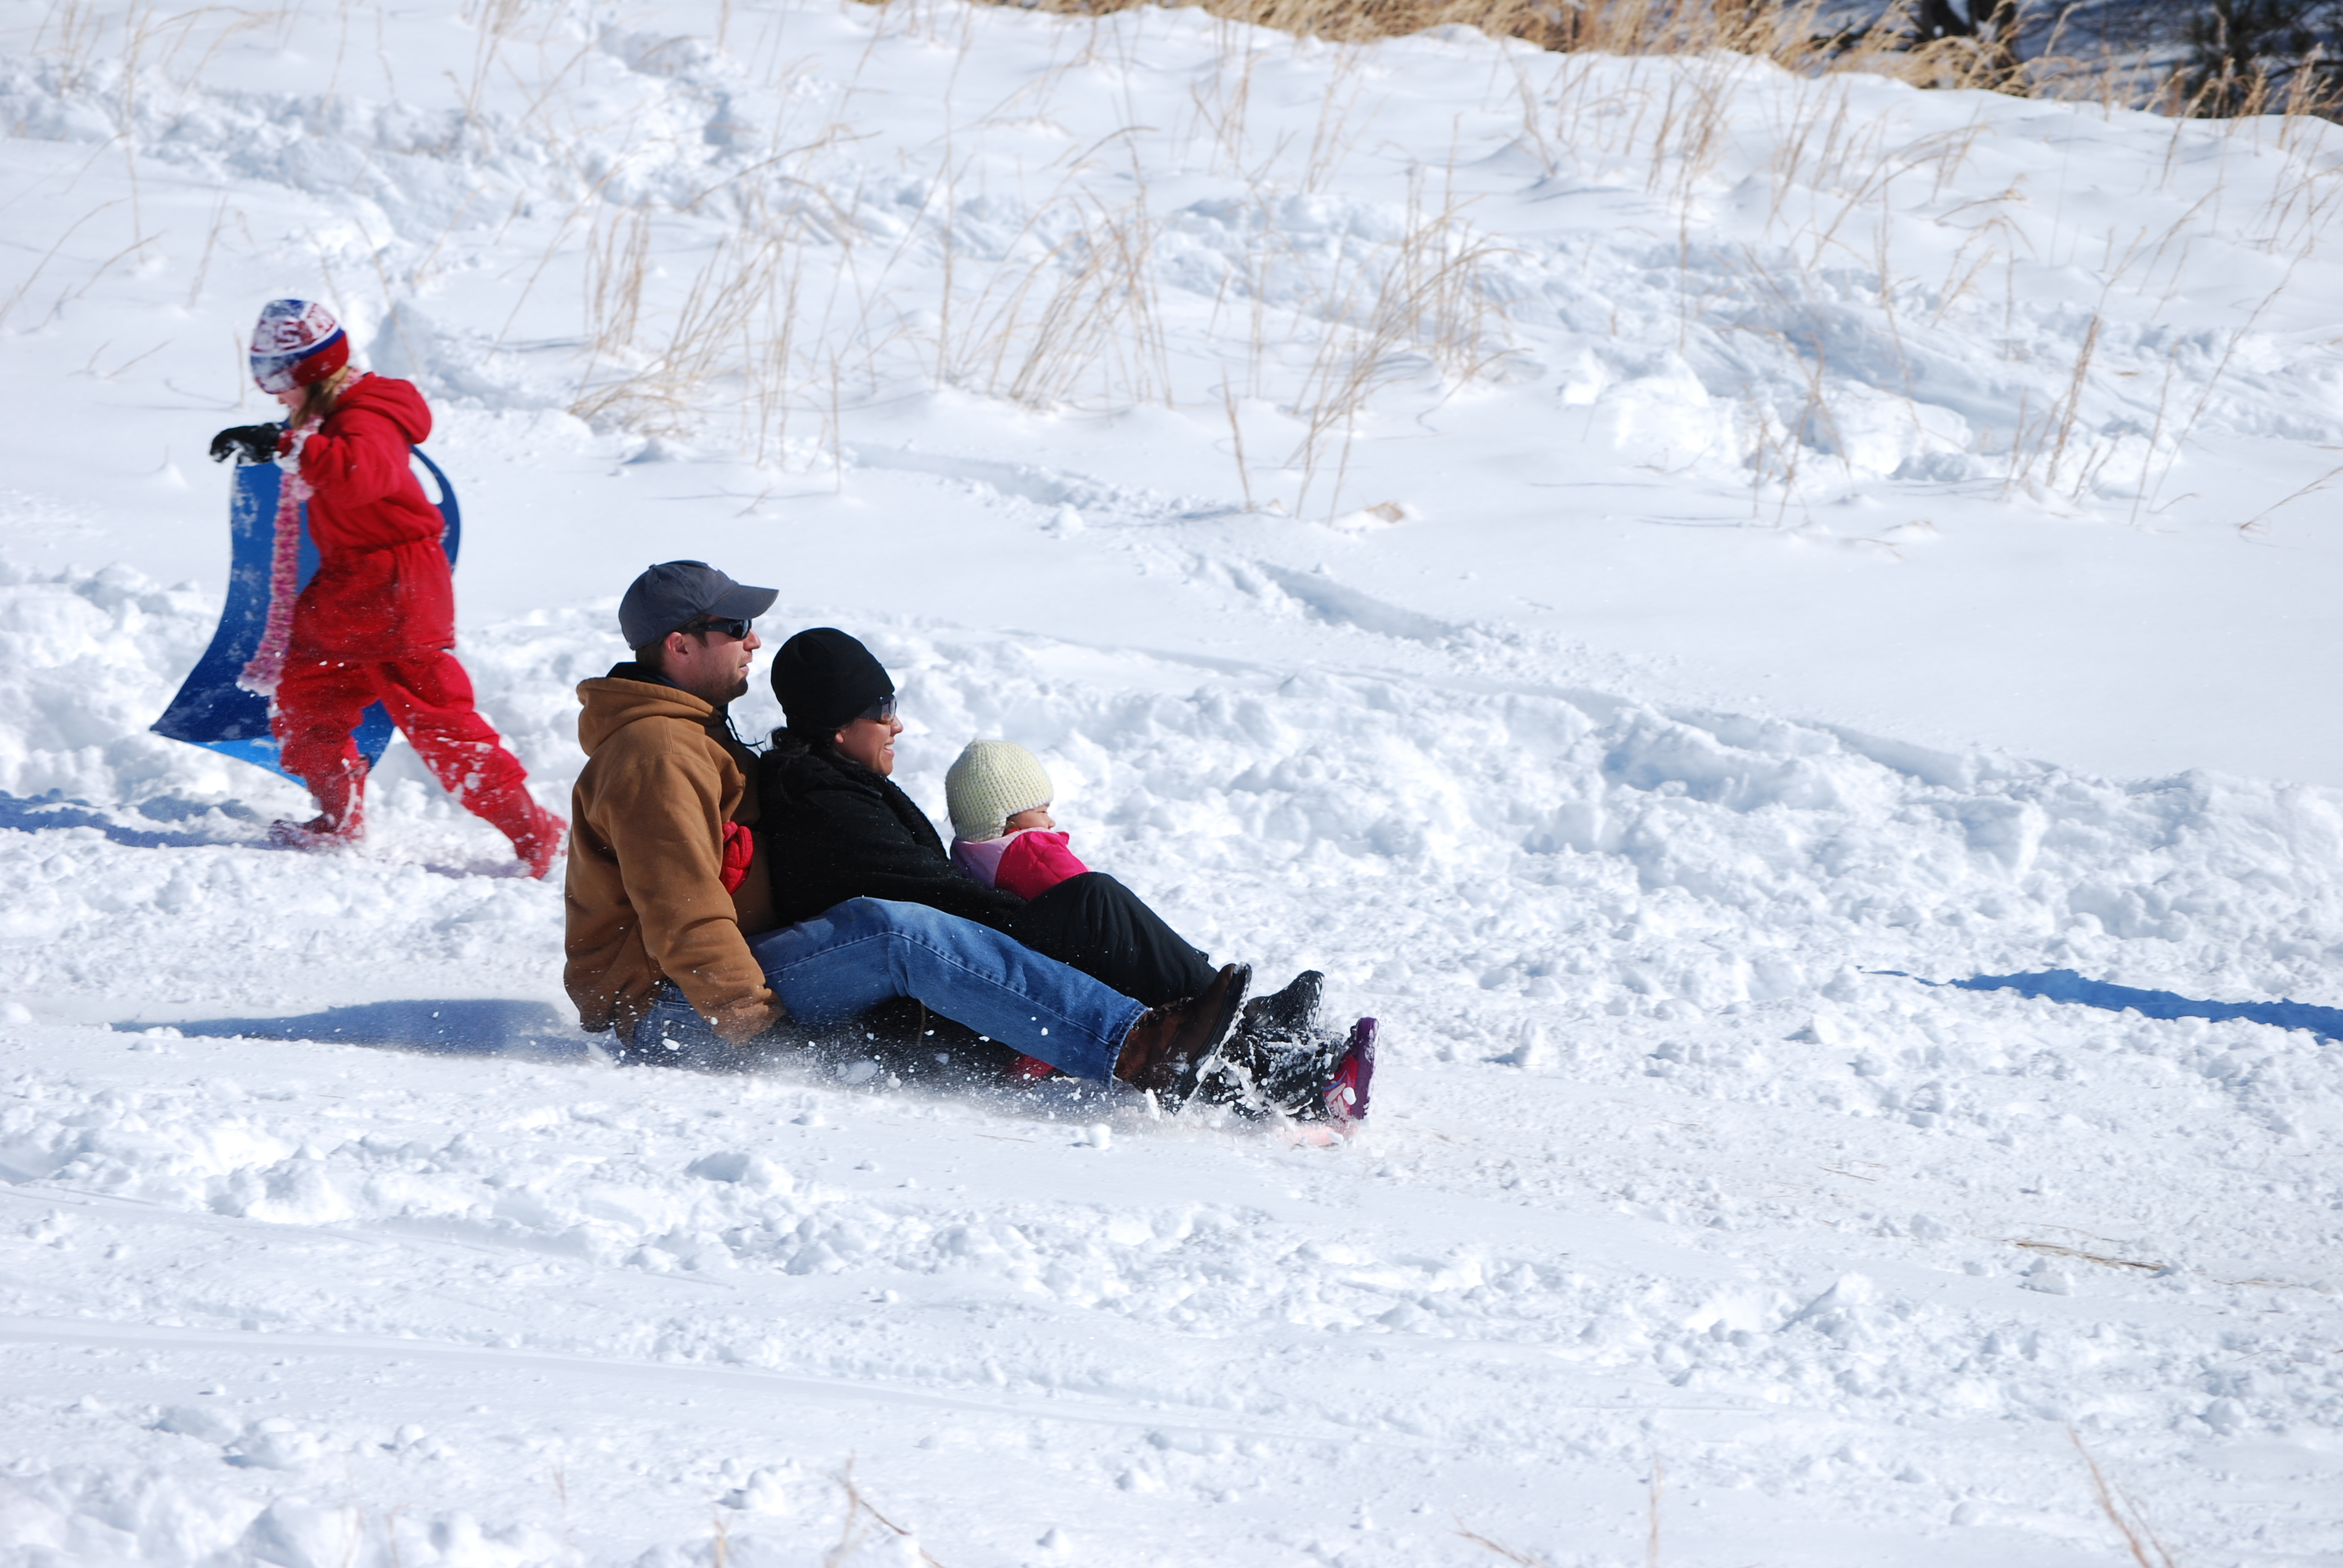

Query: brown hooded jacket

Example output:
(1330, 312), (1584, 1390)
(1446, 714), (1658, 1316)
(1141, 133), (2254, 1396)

(563, 667), (779, 1043)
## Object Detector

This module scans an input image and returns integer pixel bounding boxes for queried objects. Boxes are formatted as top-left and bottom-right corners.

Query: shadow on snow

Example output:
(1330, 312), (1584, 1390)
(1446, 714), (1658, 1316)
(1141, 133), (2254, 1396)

(1887, 967), (2343, 1044)
(140, 999), (589, 1059)
(0, 789), (256, 850)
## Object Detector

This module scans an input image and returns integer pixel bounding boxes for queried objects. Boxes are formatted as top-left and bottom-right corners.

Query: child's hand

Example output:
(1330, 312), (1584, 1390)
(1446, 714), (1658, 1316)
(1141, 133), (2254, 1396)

(209, 424), (283, 465)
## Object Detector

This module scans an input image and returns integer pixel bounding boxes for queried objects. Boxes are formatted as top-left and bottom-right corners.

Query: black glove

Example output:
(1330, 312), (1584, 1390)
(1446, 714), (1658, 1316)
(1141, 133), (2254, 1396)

(209, 423), (283, 465)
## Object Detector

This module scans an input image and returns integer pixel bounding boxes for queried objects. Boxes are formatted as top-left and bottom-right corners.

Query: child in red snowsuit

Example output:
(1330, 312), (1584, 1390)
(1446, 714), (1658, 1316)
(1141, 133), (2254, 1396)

(212, 299), (564, 877)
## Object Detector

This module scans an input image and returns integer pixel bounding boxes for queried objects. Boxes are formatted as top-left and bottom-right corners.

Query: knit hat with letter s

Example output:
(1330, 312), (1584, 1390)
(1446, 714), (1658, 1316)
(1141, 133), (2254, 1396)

(249, 299), (350, 394)
(946, 739), (1054, 842)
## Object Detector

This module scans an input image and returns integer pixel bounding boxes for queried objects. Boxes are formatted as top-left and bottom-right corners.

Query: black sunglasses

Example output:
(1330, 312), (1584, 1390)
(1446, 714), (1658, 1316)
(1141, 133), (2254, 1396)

(682, 615), (754, 641)
(854, 694), (899, 724)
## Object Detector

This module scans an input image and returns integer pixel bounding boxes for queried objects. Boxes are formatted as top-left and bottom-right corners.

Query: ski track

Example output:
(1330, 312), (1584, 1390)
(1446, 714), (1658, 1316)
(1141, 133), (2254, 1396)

(2, 0), (2342, 1563)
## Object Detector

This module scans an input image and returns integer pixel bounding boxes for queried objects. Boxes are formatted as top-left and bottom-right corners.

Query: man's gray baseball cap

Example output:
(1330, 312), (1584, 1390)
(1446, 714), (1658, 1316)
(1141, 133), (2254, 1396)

(618, 561), (778, 648)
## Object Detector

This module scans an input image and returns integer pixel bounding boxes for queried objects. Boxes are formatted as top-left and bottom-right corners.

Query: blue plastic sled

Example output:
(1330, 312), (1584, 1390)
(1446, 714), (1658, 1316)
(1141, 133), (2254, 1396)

(151, 449), (460, 782)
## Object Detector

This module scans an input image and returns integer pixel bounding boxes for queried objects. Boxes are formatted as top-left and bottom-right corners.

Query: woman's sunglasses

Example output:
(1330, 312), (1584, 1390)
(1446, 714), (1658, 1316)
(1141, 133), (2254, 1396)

(855, 694), (899, 724)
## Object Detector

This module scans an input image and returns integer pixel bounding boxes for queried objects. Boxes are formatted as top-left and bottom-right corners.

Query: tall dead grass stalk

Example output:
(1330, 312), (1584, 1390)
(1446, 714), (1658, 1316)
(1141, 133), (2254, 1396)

(827, 1458), (945, 1568)
(1453, 1515), (1554, 1566)
(2069, 1429), (2181, 1568)
(1280, 166), (1512, 515)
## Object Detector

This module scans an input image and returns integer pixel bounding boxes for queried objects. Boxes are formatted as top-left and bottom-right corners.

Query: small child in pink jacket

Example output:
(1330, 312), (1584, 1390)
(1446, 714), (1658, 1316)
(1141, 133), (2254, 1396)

(945, 739), (1091, 900)
(946, 736), (1374, 1126)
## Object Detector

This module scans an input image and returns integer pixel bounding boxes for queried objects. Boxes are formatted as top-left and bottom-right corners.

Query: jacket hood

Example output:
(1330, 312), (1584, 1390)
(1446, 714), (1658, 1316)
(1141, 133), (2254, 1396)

(577, 665), (719, 756)
(334, 373), (433, 445)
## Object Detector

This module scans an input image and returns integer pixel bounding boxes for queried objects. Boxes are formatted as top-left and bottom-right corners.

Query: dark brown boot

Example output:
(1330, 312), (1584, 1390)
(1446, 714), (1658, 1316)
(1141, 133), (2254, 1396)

(1115, 962), (1250, 1104)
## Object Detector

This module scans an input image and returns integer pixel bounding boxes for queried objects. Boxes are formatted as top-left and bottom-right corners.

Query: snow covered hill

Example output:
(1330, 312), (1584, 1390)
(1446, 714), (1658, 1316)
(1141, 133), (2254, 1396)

(2, 0), (2341, 1563)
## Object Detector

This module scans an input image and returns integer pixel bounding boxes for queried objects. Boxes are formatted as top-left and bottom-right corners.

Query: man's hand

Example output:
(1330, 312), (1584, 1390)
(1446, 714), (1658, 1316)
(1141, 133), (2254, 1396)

(713, 992), (788, 1045)
(208, 424), (283, 465)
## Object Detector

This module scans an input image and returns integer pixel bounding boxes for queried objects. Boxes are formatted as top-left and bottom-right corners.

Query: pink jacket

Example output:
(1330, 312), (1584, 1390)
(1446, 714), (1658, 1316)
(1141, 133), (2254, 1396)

(951, 829), (1089, 901)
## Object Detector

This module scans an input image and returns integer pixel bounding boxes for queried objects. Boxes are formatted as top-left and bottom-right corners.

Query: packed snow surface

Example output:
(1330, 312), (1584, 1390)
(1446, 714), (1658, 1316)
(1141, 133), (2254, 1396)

(3, 0), (2342, 1562)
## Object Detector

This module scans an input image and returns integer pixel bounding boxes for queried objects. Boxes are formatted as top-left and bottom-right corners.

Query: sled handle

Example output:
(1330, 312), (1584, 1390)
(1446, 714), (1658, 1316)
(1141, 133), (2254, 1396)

(409, 445), (462, 566)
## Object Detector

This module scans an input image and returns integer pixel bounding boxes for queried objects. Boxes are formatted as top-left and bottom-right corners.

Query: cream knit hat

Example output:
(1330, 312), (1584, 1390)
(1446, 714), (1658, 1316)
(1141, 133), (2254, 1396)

(946, 739), (1054, 841)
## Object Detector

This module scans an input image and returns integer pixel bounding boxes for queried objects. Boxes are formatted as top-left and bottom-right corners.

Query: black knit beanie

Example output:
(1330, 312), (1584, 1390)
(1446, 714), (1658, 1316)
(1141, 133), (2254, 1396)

(772, 627), (894, 738)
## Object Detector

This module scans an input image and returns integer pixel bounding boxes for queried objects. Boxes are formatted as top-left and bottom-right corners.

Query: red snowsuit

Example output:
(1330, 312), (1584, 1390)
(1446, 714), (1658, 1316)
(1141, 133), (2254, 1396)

(270, 374), (543, 851)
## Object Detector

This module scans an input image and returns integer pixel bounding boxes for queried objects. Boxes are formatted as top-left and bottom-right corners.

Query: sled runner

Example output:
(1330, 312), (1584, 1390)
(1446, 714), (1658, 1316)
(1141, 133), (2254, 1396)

(151, 448), (460, 782)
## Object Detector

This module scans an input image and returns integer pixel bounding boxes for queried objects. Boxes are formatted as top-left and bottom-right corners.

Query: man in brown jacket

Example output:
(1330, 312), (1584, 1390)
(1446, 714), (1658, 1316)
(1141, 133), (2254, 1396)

(563, 559), (782, 1043)
(562, 561), (1245, 1093)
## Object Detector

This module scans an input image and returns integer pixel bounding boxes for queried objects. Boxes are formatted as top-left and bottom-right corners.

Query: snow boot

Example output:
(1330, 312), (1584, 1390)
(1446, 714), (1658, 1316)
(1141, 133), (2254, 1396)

(276, 755), (368, 849)
(1240, 969), (1323, 1044)
(1201, 1027), (1340, 1117)
(508, 803), (569, 880)
(268, 808), (362, 850)
(1185, 969), (1331, 1117)
(1115, 962), (1250, 1106)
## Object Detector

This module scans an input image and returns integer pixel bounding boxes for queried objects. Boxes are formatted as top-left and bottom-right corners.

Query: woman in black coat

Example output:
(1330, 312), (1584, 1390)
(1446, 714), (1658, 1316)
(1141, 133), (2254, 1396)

(754, 629), (1330, 1102)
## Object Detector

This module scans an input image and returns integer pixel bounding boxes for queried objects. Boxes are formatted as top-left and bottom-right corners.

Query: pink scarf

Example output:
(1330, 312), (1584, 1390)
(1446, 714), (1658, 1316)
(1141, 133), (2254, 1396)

(237, 418), (318, 697)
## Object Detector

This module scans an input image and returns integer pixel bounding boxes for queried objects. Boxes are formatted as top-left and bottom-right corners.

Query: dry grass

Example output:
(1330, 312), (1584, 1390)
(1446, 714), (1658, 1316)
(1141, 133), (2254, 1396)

(949, 189), (1176, 408)
(827, 1457), (946, 1567)
(1275, 166), (1515, 512)
(2071, 1429), (2184, 1568)
(1647, 1450), (1665, 1567)
(969, 0), (1851, 74)
(2010, 1236), (2166, 1272)
(1455, 1515), (1555, 1565)
(936, 0), (2342, 122)
(520, 0), (1522, 518)
(14, 0), (2336, 526)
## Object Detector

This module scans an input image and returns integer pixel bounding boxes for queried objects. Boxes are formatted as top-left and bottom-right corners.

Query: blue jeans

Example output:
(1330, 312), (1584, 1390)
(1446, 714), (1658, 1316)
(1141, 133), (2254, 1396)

(625, 898), (1149, 1082)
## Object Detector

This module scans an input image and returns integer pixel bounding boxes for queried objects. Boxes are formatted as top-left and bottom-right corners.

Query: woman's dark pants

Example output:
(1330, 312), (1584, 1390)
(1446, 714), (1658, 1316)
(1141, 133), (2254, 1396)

(1007, 872), (1217, 1008)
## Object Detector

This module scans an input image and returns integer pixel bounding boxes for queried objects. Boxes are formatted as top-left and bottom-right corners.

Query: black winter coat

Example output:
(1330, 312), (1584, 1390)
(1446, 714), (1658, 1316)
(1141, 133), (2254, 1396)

(755, 736), (1026, 930)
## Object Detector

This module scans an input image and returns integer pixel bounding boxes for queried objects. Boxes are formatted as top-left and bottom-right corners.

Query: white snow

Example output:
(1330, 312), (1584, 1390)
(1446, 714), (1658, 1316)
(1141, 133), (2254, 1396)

(3, 0), (2342, 1562)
